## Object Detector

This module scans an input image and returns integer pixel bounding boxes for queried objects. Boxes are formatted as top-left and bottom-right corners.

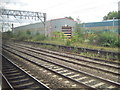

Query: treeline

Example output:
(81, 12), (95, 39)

(72, 30), (120, 47)
(103, 11), (120, 20)
(2, 28), (120, 48)
(2, 30), (47, 41)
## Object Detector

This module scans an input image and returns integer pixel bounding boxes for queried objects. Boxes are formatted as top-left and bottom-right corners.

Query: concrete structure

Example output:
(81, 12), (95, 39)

(14, 18), (77, 37)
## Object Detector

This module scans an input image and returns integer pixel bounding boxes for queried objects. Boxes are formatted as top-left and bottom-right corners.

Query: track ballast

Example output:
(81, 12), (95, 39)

(2, 42), (120, 89)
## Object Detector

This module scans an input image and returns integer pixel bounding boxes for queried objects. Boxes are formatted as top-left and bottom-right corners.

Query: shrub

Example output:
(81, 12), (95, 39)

(97, 32), (119, 47)
(114, 37), (120, 47)
(32, 33), (46, 41)
(65, 39), (71, 46)
(88, 33), (97, 44)
(14, 31), (32, 41)
(2, 30), (13, 39)
(71, 31), (86, 43)
(52, 31), (65, 41)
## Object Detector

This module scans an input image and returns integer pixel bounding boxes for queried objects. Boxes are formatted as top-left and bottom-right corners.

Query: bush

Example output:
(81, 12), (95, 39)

(71, 31), (86, 43)
(32, 33), (46, 41)
(88, 33), (97, 44)
(14, 31), (32, 41)
(2, 31), (13, 39)
(52, 31), (65, 41)
(65, 40), (71, 46)
(114, 38), (120, 47)
(97, 32), (119, 47)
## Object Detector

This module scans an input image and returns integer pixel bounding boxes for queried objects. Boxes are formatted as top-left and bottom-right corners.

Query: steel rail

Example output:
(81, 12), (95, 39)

(3, 46), (120, 88)
(0, 72), (14, 90)
(5, 44), (120, 76)
(3, 47), (96, 89)
(21, 41), (120, 57)
(2, 54), (50, 90)
(6, 43), (120, 68)
(14, 40), (120, 65)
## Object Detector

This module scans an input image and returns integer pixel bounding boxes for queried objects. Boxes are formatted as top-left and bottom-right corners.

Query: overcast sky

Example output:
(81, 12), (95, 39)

(1, 0), (119, 23)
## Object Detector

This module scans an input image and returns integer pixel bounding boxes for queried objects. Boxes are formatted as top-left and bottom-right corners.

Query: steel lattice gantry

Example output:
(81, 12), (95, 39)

(0, 9), (47, 34)
(1, 9), (46, 25)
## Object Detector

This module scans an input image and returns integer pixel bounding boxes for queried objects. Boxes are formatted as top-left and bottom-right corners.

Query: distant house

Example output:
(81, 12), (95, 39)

(14, 18), (77, 37)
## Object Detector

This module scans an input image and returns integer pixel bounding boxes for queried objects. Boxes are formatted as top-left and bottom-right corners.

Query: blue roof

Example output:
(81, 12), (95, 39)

(83, 19), (120, 27)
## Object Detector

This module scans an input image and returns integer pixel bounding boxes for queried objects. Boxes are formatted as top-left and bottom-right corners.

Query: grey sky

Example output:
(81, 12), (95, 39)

(1, 0), (119, 28)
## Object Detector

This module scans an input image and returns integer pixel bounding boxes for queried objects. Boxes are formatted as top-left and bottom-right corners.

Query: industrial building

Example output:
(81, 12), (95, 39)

(14, 18), (120, 38)
(14, 18), (77, 37)
(82, 19), (120, 34)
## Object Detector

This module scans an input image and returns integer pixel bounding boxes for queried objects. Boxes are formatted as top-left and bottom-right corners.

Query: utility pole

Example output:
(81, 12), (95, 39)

(11, 23), (14, 31)
(43, 13), (47, 37)
(2, 25), (3, 32)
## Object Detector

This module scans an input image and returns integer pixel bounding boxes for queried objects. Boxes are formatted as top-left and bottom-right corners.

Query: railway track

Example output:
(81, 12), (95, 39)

(1, 54), (50, 89)
(5, 43), (120, 80)
(2, 43), (120, 89)
(20, 40), (120, 59)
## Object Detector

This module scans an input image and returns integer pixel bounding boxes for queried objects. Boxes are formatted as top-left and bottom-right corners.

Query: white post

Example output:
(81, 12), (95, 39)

(113, 17), (116, 30)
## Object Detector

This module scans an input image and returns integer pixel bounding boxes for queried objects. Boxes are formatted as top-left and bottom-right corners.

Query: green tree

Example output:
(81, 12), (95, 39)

(32, 32), (46, 41)
(65, 16), (74, 20)
(26, 30), (31, 35)
(103, 11), (119, 20)
(74, 23), (82, 38)
(2, 30), (13, 39)
(52, 31), (65, 41)
(72, 23), (86, 43)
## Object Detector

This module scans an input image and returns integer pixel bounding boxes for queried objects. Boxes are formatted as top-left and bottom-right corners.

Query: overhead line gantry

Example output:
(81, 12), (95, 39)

(1, 9), (46, 33)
